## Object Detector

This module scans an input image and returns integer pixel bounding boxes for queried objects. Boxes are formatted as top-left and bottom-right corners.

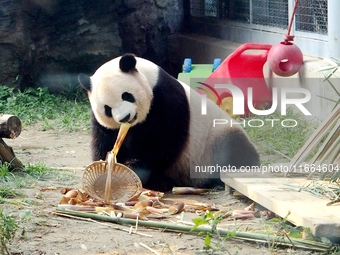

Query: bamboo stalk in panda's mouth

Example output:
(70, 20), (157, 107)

(111, 123), (131, 159)
(104, 123), (131, 203)
(104, 152), (114, 203)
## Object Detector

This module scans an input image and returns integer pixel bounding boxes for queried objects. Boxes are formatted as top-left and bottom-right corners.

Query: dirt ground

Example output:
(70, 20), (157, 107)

(3, 126), (324, 255)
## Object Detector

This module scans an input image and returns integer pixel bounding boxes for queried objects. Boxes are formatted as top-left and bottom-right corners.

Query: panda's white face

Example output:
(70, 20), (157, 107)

(82, 55), (157, 130)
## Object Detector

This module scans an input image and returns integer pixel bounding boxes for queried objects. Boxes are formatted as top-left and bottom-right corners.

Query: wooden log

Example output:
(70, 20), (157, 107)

(0, 138), (23, 170)
(0, 114), (22, 139)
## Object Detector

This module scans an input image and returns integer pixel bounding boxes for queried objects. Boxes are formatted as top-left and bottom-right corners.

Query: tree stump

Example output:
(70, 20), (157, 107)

(0, 114), (23, 170)
(0, 138), (23, 169)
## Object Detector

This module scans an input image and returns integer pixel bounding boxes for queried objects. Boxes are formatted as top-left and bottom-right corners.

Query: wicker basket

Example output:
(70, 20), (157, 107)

(82, 160), (143, 202)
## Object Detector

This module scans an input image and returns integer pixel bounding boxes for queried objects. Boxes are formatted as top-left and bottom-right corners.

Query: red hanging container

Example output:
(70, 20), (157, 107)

(200, 43), (273, 117)
(267, 41), (303, 77)
(267, 0), (303, 77)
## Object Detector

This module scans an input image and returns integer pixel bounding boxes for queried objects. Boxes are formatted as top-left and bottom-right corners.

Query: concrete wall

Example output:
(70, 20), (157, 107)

(178, 34), (340, 122)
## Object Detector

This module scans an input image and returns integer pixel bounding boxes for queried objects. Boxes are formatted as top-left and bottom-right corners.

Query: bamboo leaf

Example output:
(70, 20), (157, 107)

(324, 78), (340, 97)
(314, 65), (337, 73)
(323, 67), (339, 81)
(316, 95), (338, 103)
(204, 233), (211, 247)
(331, 57), (340, 63)
(192, 218), (207, 226)
(334, 99), (340, 110)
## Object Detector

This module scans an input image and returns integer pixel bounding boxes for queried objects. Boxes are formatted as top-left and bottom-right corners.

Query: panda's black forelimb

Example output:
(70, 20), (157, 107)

(90, 112), (117, 161)
(123, 159), (177, 191)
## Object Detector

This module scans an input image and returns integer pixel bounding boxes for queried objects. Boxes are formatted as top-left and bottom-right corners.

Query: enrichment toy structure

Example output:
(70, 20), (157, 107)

(177, 58), (221, 86)
(267, 0), (303, 77)
(178, 43), (273, 117)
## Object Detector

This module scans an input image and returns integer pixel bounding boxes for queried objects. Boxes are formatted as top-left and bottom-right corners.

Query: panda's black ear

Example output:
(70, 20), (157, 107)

(119, 54), (137, 73)
(78, 73), (92, 91)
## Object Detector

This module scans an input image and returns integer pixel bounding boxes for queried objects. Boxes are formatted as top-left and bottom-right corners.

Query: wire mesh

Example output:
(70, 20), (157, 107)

(190, 0), (328, 35)
(221, 0), (250, 23)
(191, 0), (217, 18)
(204, 0), (217, 17)
(295, 0), (327, 35)
(252, 0), (288, 29)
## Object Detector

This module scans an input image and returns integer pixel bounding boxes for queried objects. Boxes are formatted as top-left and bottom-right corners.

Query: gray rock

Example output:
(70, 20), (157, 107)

(0, 0), (183, 91)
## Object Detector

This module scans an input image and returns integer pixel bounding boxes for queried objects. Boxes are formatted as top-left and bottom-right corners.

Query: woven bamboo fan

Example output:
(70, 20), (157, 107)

(82, 159), (142, 202)
(82, 123), (143, 203)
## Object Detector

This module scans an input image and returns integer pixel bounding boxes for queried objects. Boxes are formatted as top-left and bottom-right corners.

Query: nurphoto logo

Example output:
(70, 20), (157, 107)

(199, 83), (312, 128)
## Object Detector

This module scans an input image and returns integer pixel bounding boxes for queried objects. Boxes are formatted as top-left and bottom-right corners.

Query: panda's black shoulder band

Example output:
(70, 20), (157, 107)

(120, 54), (137, 73)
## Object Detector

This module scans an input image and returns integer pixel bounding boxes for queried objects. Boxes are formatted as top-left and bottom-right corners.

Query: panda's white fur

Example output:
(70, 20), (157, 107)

(79, 54), (260, 191)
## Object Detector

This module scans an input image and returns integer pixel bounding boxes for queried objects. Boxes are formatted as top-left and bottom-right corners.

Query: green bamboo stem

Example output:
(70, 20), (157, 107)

(56, 209), (331, 252)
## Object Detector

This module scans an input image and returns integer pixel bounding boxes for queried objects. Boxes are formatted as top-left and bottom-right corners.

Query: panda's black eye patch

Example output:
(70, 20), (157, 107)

(122, 92), (135, 103)
(104, 105), (112, 117)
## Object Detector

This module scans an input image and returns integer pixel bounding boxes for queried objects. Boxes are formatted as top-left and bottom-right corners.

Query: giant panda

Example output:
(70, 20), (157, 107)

(78, 53), (260, 191)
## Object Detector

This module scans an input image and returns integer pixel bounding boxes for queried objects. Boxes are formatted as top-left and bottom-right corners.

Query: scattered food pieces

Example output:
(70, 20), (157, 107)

(57, 187), (274, 223)
(230, 210), (255, 220)
(168, 202), (185, 215)
(172, 187), (209, 195)
(39, 186), (57, 191)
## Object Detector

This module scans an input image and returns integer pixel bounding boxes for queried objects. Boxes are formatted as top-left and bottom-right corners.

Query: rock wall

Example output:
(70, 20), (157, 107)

(0, 0), (184, 91)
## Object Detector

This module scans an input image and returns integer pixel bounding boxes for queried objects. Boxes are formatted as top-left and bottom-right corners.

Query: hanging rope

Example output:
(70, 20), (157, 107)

(284, 0), (299, 43)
